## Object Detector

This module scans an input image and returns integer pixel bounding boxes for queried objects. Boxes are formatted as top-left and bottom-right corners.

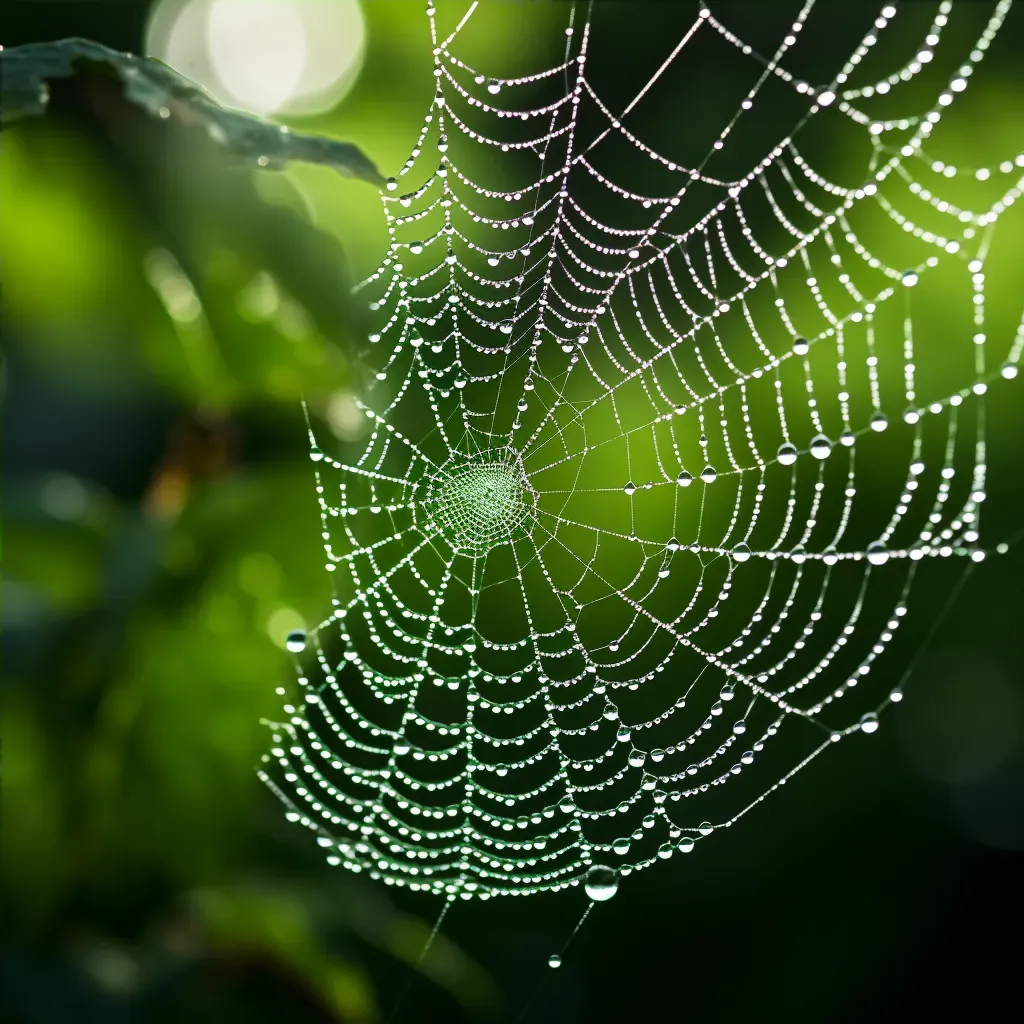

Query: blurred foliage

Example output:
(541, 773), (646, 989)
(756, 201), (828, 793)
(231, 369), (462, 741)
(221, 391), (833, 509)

(2, 3), (1023, 1024)
(1, 38), (384, 186)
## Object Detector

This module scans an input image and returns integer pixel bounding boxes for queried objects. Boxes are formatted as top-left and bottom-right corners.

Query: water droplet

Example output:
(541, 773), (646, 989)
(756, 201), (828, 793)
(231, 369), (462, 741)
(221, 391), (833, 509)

(677, 471), (693, 487)
(698, 821), (714, 836)
(559, 796), (575, 813)
(793, 336), (810, 356)
(791, 544), (807, 564)
(733, 719), (747, 735)
(393, 739), (411, 755)
(866, 540), (889, 565)
(701, 465), (718, 484)
(732, 542), (752, 563)
(860, 712), (879, 734)
(548, 954), (562, 969)
(809, 433), (832, 459)
(623, 481), (636, 496)
(901, 269), (919, 287)
(385, 177), (398, 192)
(657, 842), (674, 860)
(487, 81), (502, 95)
(839, 430), (855, 447)
(823, 545), (839, 565)
(286, 631), (307, 653)
(869, 412), (888, 433)
(310, 446), (324, 462)
(777, 442), (798, 466)
(679, 836), (695, 852)
(616, 724), (632, 743)
(612, 836), (631, 855)
(628, 749), (646, 768)
(584, 864), (619, 901)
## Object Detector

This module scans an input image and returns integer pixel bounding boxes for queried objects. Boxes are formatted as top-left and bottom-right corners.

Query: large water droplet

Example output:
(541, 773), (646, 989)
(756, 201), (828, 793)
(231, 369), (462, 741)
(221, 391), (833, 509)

(309, 446), (324, 462)
(393, 739), (411, 756)
(701, 465), (718, 484)
(623, 481), (636, 496)
(809, 433), (832, 459)
(732, 542), (752, 563)
(860, 712), (880, 734)
(612, 836), (631, 855)
(628, 749), (646, 768)
(286, 630), (307, 653)
(677, 471), (693, 487)
(866, 540), (889, 565)
(584, 864), (619, 901)
(777, 442), (798, 466)
(793, 336), (810, 356)
(548, 954), (562, 969)
(698, 821), (714, 836)
(901, 269), (919, 287)
(869, 412), (889, 433)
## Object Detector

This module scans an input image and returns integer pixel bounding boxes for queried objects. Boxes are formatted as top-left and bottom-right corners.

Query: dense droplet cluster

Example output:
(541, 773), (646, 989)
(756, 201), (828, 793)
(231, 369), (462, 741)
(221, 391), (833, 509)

(261, 1), (1023, 900)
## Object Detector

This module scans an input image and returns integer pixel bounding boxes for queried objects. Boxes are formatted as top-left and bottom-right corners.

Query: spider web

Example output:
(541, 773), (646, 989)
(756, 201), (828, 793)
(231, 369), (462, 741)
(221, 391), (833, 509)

(261, 0), (1024, 902)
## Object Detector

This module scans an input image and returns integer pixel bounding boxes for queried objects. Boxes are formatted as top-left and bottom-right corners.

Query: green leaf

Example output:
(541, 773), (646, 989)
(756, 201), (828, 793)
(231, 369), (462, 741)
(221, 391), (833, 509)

(0, 37), (385, 186)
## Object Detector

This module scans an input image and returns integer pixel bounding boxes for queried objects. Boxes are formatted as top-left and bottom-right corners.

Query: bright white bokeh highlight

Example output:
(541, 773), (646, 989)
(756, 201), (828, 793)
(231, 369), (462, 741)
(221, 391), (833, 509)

(146, 0), (366, 116)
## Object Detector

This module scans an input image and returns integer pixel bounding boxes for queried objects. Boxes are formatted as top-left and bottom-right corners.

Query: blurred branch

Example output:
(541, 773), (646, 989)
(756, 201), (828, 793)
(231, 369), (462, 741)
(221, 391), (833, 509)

(0, 37), (385, 186)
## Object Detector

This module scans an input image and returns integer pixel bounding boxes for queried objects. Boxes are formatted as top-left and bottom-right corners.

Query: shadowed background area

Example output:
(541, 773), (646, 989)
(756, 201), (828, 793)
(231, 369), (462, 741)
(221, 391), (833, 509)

(3, 2), (1023, 1022)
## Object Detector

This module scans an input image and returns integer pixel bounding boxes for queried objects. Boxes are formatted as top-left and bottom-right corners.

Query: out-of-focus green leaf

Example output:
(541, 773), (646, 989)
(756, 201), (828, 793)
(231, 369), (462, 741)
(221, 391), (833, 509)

(0, 38), (385, 186)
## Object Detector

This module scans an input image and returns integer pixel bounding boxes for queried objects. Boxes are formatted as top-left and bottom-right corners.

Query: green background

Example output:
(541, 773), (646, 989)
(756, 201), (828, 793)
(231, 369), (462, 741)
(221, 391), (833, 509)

(3, 2), (1023, 1022)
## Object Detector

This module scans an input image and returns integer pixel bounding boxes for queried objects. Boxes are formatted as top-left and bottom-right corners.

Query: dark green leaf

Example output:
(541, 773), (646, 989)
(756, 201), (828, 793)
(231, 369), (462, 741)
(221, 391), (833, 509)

(0, 37), (384, 186)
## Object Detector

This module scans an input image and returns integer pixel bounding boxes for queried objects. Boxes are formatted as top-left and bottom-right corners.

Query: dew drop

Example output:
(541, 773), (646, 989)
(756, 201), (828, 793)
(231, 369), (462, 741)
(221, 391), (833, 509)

(809, 433), (832, 459)
(732, 542), (752, 563)
(698, 821), (714, 836)
(385, 177), (398, 192)
(628, 749), (647, 768)
(793, 336), (810, 356)
(777, 442), (798, 466)
(869, 412), (888, 432)
(285, 630), (307, 653)
(866, 540), (889, 565)
(612, 837), (631, 855)
(584, 864), (620, 901)
(839, 430), (855, 447)
(701, 465), (718, 484)
(310, 446), (324, 462)
(393, 739), (411, 755)
(860, 712), (880, 734)
(548, 954), (562, 969)
(677, 471), (693, 487)
(901, 269), (919, 287)
(623, 481), (637, 496)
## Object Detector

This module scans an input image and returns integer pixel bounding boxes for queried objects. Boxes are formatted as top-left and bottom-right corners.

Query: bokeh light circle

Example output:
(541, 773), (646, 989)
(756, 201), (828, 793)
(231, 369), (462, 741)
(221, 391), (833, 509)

(146, 0), (367, 117)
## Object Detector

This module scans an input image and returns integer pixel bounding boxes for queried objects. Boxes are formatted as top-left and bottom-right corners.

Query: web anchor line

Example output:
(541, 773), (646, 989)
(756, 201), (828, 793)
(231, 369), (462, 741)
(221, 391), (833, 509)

(263, 1), (1023, 902)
